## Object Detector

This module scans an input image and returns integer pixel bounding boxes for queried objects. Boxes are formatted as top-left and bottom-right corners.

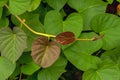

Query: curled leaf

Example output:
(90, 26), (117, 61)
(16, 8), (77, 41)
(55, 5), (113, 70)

(31, 36), (60, 68)
(55, 31), (75, 45)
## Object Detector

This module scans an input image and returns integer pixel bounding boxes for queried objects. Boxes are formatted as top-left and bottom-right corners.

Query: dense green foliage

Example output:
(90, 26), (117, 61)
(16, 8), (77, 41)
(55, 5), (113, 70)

(0, 0), (120, 80)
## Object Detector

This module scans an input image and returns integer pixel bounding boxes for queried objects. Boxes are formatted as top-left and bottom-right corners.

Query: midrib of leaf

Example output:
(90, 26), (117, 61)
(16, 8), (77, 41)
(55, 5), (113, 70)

(41, 45), (49, 64)
(80, 5), (106, 13)
(96, 71), (103, 80)
(4, 34), (17, 62)
(3, 38), (13, 53)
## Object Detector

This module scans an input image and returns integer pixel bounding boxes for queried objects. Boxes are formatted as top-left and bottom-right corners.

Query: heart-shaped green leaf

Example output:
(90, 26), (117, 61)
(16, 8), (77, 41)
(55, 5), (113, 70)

(44, 11), (63, 35)
(67, 0), (106, 12)
(64, 44), (101, 71)
(28, 0), (41, 12)
(72, 32), (102, 55)
(83, 61), (120, 80)
(55, 31), (75, 45)
(38, 56), (67, 80)
(21, 61), (40, 75)
(0, 27), (27, 63)
(31, 36), (61, 68)
(91, 13), (120, 50)
(101, 48), (120, 69)
(67, 0), (107, 30)
(0, 57), (16, 80)
(46, 0), (67, 11)
(44, 10), (83, 37)
(9, 0), (31, 15)
(81, 5), (106, 30)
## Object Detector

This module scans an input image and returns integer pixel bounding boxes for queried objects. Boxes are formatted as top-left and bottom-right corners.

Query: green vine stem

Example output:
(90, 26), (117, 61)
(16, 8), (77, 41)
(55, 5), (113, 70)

(76, 37), (95, 41)
(14, 15), (56, 37)
(4, 4), (100, 41)
(4, 4), (56, 38)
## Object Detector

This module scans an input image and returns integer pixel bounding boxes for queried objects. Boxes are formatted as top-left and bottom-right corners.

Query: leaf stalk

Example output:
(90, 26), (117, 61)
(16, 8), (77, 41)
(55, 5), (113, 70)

(4, 4), (56, 38)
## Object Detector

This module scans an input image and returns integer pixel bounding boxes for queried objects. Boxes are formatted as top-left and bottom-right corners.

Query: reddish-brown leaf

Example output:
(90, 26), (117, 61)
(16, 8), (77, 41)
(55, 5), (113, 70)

(31, 36), (60, 68)
(55, 31), (76, 45)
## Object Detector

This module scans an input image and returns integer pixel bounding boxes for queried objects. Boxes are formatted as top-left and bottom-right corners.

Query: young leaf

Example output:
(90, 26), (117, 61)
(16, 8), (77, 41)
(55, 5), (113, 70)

(31, 36), (61, 68)
(91, 13), (120, 50)
(0, 57), (16, 80)
(55, 31), (75, 45)
(0, 27), (27, 63)
(9, 0), (31, 15)
(37, 56), (67, 80)
(45, 0), (67, 11)
(83, 61), (120, 80)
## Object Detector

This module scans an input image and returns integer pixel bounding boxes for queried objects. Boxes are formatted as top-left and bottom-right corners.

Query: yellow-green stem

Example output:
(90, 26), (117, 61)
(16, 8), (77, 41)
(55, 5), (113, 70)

(76, 37), (94, 41)
(4, 4), (56, 38)
(4, 4), (97, 41)
(14, 15), (56, 37)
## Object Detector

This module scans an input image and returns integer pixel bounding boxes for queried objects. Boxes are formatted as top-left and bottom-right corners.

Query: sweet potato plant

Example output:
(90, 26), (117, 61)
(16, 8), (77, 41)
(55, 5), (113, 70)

(1, 0), (120, 80)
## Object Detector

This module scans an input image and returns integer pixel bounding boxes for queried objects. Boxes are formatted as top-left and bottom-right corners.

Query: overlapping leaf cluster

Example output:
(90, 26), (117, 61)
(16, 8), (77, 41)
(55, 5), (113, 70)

(0, 0), (120, 80)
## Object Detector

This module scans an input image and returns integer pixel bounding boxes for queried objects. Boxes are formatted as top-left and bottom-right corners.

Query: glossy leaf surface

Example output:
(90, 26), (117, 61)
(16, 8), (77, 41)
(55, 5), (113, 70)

(44, 10), (83, 37)
(83, 61), (119, 80)
(91, 13), (120, 50)
(9, 0), (31, 15)
(81, 5), (106, 30)
(101, 48), (120, 69)
(21, 61), (40, 75)
(28, 0), (41, 12)
(68, 0), (106, 12)
(73, 32), (102, 55)
(55, 31), (75, 45)
(64, 45), (101, 71)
